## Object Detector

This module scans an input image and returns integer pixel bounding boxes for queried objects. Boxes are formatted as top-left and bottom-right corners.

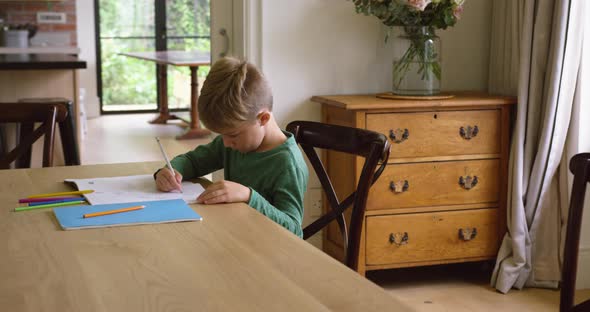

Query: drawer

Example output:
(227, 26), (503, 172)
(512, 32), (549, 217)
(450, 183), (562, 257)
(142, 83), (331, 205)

(367, 159), (499, 210)
(365, 209), (500, 265)
(366, 110), (501, 159)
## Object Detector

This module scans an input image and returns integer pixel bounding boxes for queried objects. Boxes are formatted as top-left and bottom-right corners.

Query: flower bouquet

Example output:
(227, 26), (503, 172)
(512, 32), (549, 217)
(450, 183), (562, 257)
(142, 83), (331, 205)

(351, 0), (465, 95)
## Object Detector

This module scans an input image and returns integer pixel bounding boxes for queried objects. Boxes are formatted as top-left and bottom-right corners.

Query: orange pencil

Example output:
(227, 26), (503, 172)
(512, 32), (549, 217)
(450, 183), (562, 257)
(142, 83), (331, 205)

(83, 205), (145, 218)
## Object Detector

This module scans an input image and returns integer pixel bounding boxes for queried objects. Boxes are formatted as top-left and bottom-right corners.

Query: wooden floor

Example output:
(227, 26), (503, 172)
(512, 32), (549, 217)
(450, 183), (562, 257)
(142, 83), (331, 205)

(83, 114), (590, 312)
(368, 262), (590, 312)
(81, 113), (211, 165)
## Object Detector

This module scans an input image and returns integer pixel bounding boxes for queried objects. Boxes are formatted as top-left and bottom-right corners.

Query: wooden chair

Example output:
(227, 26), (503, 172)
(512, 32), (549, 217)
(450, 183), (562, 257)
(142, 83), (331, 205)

(560, 153), (590, 312)
(0, 102), (68, 169)
(287, 120), (390, 271)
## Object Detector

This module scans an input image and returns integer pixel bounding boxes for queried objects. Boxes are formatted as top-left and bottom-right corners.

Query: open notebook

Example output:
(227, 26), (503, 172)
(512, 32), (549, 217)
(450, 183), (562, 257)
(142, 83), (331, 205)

(53, 199), (202, 230)
(65, 174), (205, 205)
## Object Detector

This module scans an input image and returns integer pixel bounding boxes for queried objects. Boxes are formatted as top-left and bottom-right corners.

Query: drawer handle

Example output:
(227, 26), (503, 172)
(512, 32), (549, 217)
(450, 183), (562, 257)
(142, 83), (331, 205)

(459, 228), (478, 241)
(389, 128), (409, 143)
(389, 232), (409, 246)
(389, 180), (409, 193)
(459, 175), (478, 190)
(459, 125), (479, 140)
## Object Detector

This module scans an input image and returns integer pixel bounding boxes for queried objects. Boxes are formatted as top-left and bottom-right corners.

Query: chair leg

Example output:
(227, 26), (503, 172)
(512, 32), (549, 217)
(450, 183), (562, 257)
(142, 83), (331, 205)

(42, 107), (57, 167)
(58, 102), (80, 165)
(16, 122), (33, 169)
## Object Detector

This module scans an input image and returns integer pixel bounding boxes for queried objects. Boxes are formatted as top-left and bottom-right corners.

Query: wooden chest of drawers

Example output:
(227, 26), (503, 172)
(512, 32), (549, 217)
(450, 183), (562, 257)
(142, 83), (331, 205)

(311, 93), (516, 276)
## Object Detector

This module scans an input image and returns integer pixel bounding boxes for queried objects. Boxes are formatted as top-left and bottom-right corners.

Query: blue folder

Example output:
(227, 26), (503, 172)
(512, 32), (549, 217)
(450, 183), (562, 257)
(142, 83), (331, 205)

(54, 199), (202, 230)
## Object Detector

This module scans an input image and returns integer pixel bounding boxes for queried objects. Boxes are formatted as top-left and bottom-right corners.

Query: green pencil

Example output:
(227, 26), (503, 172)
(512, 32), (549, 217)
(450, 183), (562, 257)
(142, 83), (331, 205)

(14, 200), (86, 212)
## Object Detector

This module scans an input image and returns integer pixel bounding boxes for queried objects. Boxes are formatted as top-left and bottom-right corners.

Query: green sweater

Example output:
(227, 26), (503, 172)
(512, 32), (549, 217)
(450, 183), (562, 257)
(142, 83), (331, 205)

(170, 131), (309, 237)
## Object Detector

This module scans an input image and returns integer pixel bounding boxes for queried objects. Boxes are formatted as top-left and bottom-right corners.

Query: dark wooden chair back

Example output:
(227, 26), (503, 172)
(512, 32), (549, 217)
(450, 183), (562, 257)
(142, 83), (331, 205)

(560, 153), (590, 312)
(287, 121), (390, 271)
(0, 102), (68, 169)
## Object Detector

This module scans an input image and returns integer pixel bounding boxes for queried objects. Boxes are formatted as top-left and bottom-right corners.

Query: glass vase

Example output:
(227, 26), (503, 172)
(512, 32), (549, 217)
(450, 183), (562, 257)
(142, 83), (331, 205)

(391, 26), (441, 96)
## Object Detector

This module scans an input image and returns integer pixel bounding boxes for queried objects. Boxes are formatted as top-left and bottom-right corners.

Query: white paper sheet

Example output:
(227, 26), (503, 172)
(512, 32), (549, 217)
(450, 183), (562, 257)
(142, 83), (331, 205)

(65, 174), (205, 205)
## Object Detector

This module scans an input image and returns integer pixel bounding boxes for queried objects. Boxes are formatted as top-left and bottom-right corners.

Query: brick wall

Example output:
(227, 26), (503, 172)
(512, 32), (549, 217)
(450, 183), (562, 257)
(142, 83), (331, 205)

(0, 1), (77, 46)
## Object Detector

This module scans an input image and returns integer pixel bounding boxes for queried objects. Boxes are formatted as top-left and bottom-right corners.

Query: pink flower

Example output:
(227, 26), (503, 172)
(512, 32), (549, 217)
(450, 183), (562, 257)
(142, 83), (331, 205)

(405, 0), (432, 11)
(453, 4), (464, 19)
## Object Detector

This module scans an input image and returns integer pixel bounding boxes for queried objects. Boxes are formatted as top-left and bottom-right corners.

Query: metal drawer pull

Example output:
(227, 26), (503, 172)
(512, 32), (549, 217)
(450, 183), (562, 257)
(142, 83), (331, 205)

(459, 228), (478, 241)
(389, 128), (409, 143)
(459, 175), (478, 190)
(459, 125), (479, 140)
(389, 180), (409, 193)
(389, 232), (409, 246)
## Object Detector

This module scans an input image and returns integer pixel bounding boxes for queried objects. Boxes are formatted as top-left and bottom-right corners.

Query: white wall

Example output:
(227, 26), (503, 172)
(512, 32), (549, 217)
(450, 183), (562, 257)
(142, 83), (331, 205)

(261, 0), (391, 127)
(76, 0), (100, 118)
(439, 0), (492, 91)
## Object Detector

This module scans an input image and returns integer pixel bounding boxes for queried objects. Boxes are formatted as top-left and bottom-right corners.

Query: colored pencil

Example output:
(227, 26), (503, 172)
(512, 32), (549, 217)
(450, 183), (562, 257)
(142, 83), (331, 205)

(83, 205), (145, 218)
(27, 190), (94, 199)
(19, 196), (83, 203)
(15, 200), (86, 212)
(28, 197), (87, 207)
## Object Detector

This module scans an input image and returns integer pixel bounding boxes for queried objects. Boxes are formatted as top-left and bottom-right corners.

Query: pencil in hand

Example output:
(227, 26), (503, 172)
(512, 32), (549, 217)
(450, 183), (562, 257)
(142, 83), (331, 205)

(155, 137), (183, 193)
(83, 205), (145, 218)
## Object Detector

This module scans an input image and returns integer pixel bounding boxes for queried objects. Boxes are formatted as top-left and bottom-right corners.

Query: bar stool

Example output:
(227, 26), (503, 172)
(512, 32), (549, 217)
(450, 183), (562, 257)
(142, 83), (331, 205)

(0, 102), (68, 169)
(17, 98), (80, 166)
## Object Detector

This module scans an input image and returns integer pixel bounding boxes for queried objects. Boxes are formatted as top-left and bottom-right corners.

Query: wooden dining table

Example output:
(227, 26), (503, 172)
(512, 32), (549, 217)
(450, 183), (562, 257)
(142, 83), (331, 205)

(0, 162), (411, 311)
(121, 51), (211, 140)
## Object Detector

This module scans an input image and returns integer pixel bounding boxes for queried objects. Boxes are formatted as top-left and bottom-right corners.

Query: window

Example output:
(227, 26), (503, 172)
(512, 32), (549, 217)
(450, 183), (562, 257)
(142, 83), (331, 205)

(95, 0), (210, 113)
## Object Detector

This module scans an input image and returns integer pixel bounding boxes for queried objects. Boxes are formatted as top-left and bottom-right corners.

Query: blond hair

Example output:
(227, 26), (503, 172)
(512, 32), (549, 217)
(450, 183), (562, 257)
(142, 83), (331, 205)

(198, 57), (273, 132)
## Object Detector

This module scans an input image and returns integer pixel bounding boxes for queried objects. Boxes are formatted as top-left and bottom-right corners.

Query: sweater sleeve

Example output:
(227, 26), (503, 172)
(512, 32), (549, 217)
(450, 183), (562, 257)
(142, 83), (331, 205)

(169, 136), (225, 180)
(247, 165), (307, 238)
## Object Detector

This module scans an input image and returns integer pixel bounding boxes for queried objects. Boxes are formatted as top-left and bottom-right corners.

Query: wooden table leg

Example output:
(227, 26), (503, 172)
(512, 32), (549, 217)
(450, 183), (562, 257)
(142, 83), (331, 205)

(150, 64), (178, 124)
(176, 66), (211, 140)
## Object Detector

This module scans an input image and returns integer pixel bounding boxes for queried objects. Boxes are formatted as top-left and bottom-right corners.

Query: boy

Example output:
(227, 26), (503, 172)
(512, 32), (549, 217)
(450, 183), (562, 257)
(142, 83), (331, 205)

(155, 57), (309, 237)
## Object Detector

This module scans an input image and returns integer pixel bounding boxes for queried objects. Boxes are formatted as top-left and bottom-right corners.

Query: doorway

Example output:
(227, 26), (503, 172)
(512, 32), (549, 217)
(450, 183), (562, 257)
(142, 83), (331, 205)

(95, 0), (211, 113)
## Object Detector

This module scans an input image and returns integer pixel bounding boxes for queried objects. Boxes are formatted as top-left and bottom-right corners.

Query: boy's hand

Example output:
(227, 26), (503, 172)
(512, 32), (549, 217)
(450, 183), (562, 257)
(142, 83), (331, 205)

(197, 180), (251, 204)
(155, 168), (183, 192)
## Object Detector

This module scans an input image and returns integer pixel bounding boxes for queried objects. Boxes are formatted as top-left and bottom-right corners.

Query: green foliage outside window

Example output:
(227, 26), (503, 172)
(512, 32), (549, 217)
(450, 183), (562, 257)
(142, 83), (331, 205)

(99, 0), (210, 108)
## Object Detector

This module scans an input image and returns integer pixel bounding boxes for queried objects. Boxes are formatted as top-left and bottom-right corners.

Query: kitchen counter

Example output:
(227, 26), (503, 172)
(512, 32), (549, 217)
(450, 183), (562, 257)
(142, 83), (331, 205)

(0, 47), (81, 54)
(0, 53), (86, 70)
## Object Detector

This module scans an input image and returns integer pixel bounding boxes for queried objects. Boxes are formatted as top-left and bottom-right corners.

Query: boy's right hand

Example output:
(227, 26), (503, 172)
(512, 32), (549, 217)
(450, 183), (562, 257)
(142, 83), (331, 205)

(155, 168), (183, 192)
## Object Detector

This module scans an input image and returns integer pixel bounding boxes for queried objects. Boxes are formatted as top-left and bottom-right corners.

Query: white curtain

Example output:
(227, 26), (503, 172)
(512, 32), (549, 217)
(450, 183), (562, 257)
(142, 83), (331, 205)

(488, 0), (585, 293)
